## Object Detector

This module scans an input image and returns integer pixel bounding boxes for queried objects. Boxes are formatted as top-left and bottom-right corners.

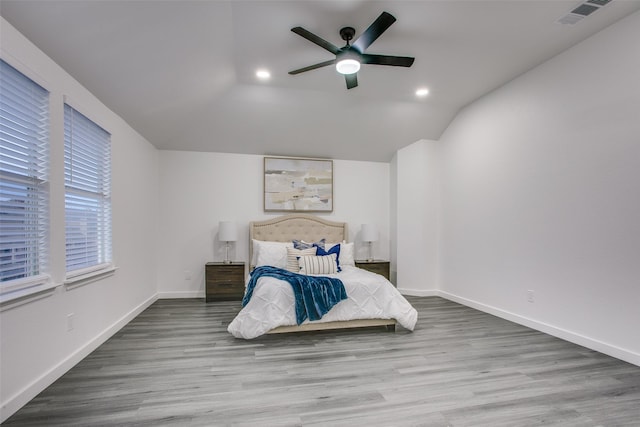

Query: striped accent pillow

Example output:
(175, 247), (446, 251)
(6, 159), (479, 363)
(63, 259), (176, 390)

(298, 254), (338, 275)
(286, 247), (316, 272)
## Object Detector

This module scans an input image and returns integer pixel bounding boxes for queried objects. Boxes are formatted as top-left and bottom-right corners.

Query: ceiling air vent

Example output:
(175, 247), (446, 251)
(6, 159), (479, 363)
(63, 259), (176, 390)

(571, 4), (599, 16)
(557, 0), (614, 25)
(586, 0), (613, 6)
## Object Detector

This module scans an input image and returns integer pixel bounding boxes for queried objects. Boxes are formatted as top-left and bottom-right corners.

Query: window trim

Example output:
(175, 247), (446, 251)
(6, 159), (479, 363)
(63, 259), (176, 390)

(63, 102), (112, 275)
(64, 263), (116, 290)
(0, 275), (56, 311)
(0, 57), (50, 297)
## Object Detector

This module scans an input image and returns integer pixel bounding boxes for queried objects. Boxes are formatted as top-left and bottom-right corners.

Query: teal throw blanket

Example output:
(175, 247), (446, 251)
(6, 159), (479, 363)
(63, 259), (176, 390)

(243, 266), (347, 325)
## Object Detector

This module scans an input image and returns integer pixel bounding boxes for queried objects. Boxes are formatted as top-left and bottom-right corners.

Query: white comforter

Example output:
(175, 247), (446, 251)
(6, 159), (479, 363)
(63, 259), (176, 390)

(227, 265), (418, 339)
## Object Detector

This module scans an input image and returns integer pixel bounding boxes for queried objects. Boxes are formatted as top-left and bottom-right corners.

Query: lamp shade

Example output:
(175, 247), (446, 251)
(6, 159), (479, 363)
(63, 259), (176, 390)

(218, 221), (237, 242)
(361, 223), (379, 242)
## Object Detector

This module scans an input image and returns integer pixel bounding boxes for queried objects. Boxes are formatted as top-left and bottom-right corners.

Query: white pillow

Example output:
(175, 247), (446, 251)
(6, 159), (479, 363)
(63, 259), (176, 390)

(253, 240), (292, 269)
(327, 241), (355, 267)
(286, 247), (316, 272)
(298, 254), (338, 275)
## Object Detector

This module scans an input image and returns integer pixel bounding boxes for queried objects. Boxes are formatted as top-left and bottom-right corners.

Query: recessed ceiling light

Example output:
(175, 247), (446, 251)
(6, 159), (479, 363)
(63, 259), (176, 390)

(415, 88), (429, 97)
(256, 69), (271, 80)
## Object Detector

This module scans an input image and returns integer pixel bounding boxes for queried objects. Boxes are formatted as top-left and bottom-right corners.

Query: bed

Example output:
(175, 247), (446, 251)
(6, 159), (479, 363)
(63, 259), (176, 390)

(227, 214), (418, 339)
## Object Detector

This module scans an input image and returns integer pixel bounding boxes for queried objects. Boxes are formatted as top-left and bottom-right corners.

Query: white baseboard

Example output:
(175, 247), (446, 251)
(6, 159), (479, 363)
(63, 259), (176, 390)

(397, 287), (439, 297)
(157, 291), (202, 299)
(0, 294), (158, 423)
(438, 290), (640, 367)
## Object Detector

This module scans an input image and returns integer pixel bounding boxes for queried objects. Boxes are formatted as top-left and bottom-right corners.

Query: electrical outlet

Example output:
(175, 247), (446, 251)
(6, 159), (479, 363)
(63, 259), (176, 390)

(527, 290), (535, 303)
(184, 270), (192, 280)
(67, 313), (75, 331)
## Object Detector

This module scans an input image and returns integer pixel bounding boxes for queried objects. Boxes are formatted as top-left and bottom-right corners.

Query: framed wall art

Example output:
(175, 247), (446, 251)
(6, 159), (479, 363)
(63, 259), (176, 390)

(264, 157), (333, 212)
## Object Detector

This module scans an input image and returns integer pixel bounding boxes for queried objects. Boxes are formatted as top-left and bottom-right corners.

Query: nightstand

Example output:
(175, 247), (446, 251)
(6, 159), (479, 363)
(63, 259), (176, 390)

(355, 260), (390, 281)
(205, 262), (245, 302)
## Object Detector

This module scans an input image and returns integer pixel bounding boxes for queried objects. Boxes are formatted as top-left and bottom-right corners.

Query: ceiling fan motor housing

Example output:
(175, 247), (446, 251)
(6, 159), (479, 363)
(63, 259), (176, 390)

(337, 27), (361, 74)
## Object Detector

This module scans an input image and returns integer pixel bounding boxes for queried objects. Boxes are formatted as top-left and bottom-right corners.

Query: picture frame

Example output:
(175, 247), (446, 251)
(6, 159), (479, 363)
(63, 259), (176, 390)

(264, 157), (333, 212)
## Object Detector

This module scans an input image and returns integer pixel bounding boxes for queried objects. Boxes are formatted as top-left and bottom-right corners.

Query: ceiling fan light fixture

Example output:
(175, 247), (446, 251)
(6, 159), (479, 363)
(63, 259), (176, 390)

(336, 58), (360, 75)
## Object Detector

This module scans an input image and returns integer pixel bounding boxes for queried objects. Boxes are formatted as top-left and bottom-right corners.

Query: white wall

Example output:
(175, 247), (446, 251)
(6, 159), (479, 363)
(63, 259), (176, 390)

(438, 11), (640, 365)
(394, 140), (440, 294)
(0, 18), (160, 421)
(157, 151), (390, 296)
(390, 154), (398, 283)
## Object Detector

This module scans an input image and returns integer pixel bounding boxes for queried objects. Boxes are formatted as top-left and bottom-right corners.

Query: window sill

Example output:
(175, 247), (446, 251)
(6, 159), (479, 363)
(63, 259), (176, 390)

(64, 264), (117, 290)
(0, 278), (58, 312)
(0, 265), (117, 311)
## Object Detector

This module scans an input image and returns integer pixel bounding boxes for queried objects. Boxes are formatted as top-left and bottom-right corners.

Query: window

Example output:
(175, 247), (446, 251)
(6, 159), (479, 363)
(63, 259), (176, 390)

(64, 104), (112, 276)
(0, 59), (49, 291)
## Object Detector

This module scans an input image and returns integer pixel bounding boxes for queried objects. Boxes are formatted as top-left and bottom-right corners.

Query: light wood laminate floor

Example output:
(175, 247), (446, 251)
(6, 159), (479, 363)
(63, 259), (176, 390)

(5, 297), (640, 426)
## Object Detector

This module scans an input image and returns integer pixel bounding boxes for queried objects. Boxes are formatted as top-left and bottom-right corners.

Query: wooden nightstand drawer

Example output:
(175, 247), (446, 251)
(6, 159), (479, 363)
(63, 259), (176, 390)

(207, 265), (242, 279)
(355, 260), (391, 282)
(206, 282), (243, 300)
(205, 262), (245, 302)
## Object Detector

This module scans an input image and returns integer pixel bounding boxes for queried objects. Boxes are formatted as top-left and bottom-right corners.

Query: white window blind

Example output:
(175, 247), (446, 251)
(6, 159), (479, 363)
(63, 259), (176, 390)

(64, 104), (112, 275)
(0, 59), (49, 287)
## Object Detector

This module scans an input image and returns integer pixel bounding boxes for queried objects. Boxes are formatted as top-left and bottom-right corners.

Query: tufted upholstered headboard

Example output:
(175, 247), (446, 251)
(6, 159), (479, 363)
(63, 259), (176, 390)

(249, 214), (348, 268)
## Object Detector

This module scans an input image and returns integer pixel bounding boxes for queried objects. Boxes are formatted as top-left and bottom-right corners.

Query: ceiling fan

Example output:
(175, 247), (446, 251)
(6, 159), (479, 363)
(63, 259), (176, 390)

(289, 11), (415, 89)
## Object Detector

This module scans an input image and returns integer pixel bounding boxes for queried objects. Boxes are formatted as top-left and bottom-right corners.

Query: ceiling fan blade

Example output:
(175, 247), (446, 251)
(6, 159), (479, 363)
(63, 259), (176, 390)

(345, 73), (358, 89)
(289, 59), (336, 75)
(361, 54), (415, 67)
(291, 27), (340, 55)
(352, 11), (396, 53)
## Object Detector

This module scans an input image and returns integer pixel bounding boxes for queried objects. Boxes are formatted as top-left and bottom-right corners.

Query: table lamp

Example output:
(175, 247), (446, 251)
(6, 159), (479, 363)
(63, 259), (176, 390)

(361, 223), (379, 262)
(218, 221), (237, 264)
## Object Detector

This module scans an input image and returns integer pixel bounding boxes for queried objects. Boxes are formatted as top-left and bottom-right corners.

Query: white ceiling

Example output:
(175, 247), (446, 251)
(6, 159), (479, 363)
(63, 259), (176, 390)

(2, 0), (639, 162)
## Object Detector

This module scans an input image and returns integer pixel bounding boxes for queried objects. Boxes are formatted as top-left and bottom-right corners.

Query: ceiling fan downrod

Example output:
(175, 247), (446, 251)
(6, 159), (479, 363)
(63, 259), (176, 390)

(339, 27), (356, 46)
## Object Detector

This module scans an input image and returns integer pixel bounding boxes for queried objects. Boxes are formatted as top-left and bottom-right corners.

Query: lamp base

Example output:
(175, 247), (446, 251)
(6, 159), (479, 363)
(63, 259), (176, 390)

(366, 241), (375, 262)
(223, 242), (233, 264)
